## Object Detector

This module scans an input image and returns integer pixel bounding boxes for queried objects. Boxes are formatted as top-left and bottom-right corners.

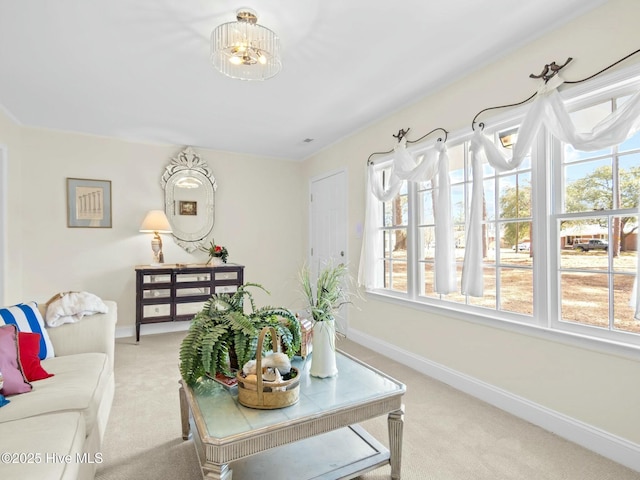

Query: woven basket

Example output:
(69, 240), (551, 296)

(236, 326), (300, 409)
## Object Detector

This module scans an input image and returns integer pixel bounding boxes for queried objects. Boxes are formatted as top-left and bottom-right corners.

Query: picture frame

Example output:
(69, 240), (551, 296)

(66, 178), (112, 228)
(179, 200), (197, 216)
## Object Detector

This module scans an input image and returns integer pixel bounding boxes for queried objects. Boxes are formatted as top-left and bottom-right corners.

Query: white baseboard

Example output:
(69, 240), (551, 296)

(115, 322), (190, 339)
(348, 328), (640, 473)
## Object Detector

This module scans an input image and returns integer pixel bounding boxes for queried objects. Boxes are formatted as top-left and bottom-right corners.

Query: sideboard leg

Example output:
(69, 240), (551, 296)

(388, 406), (404, 480)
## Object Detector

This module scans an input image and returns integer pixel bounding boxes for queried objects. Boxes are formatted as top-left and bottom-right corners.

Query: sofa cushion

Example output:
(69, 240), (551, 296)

(0, 352), (109, 437)
(0, 411), (85, 480)
(18, 331), (54, 382)
(0, 324), (32, 396)
(0, 302), (54, 359)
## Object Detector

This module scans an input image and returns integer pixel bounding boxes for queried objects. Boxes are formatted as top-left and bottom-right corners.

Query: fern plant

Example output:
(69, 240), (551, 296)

(179, 283), (301, 386)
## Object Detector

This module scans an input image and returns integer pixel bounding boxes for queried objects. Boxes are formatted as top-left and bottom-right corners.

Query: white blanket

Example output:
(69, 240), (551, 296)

(45, 291), (109, 327)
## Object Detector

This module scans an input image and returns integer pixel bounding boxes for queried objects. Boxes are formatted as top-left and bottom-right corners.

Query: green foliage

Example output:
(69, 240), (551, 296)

(179, 283), (301, 386)
(498, 183), (532, 247)
(300, 262), (354, 325)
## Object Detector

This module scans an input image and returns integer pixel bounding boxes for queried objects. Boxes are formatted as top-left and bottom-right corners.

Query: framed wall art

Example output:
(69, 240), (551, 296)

(179, 200), (197, 216)
(66, 178), (112, 228)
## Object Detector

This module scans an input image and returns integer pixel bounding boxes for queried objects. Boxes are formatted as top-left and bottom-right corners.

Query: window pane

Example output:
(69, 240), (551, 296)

(613, 215), (638, 272)
(420, 262), (437, 298)
(560, 216), (609, 270)
(384, 229), (407, 258)
(469, 268), (496, 309)
(448, 143), (466, 184)
(384, 259), (407, 293)
(499, 173), (531, 219)
(383, 194), (408, 227)
(484, 179), (496, 221)
(502, 221), (531, 257)
(564, 158), (613, 213)
(500, 269), (533, 315)
(620, 153), (640, 208)
(613, 274), (639, 333)
(420, 226), (436, 260)
(451, 184), (465, 223)
(564, 101), (612, 160)
(418, 189), (434, 224)
(560, 272), (609, 329)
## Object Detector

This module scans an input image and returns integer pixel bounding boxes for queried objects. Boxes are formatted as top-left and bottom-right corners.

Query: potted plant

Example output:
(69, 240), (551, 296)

(200, 239), (228, 265)
(179, 283), (301, 386)
(300, 262), (354, 378)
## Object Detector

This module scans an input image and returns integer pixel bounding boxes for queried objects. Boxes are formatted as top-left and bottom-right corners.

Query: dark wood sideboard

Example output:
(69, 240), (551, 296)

(135, 263), (244, 342)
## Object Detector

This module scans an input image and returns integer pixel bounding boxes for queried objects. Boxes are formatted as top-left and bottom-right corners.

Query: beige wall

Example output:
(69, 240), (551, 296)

(303, 0), (640, 445)
(0, 124), (304, 333)
(0, 106), (24, 304)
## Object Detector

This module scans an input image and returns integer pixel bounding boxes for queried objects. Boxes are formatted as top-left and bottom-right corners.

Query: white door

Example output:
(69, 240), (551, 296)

(309, 169), (348, 332)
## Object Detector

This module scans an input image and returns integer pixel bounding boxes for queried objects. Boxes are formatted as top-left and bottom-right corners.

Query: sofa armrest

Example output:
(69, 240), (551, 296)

(44, 300), (117, 371)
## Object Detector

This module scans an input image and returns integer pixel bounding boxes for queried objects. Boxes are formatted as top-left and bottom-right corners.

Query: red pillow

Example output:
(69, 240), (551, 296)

(17, 332), (54, 381)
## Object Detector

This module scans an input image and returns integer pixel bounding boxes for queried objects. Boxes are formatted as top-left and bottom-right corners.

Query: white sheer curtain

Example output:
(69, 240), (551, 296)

(461, 76), (640, 306)
(359, 139), (456, 294)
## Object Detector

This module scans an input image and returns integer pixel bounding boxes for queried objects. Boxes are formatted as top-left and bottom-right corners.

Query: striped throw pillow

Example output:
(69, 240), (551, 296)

(0, 302), (55, 359)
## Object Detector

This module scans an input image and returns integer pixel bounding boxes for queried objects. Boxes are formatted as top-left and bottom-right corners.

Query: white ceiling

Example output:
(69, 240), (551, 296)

(0, 0), (606, 161)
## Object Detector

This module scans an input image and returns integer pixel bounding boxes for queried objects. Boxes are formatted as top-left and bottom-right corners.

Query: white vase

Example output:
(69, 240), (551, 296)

(310, 320), (338, 378)
(208, 257), (224, 267)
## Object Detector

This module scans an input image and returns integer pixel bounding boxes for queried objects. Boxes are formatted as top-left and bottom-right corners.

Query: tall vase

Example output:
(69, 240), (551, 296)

(310, 320), (338, 378)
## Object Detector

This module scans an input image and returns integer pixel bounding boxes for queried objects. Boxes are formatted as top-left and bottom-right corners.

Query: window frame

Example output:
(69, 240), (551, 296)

(364, 62), (640, 355)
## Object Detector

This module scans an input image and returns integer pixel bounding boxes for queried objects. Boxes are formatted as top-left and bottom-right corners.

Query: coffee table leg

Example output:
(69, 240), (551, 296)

(388, 406), (404, 480)
(179, 383), (190, 440)
(202, 463), (232, 480)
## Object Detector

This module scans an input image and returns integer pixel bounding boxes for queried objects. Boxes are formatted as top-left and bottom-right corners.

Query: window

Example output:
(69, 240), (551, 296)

(553, 95), (640, 337)
(366, 71), (640, 347)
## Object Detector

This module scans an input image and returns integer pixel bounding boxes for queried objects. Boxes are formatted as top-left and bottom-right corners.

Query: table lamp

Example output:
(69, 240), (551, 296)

(139, 210), (172, 265)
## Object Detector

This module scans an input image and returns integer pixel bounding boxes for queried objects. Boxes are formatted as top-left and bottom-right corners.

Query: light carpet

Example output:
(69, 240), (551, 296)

(96, 332), (640, 480)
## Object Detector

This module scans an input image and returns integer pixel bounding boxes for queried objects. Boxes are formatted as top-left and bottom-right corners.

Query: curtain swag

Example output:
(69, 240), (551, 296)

(359, 139), (456, 294)
(461, 76), (640, 321)
(360, 73), (640, 321)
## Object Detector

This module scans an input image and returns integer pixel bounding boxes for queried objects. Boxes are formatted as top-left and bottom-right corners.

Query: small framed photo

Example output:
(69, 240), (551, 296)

(66, 178), (112, 228)
(179, 200), (197, 216)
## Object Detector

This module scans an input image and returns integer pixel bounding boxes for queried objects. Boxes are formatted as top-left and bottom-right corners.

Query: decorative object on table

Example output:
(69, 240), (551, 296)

(66, 178), (112, 228)
(295, 314), (314, 358)
(139, 210), (173, 265)
(200, 239), (228, 266)
(300, 262), (354, 378)
(211, 8), (282, 81)
(237, 326), (300, 409)
(179, 283), (301, 386)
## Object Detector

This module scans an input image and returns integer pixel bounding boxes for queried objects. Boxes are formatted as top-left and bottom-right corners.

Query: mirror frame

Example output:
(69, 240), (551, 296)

(161, 147), (217, 253)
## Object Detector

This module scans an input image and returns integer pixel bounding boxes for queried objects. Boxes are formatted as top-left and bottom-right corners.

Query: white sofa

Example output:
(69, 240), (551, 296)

(0, 301), (117, 480)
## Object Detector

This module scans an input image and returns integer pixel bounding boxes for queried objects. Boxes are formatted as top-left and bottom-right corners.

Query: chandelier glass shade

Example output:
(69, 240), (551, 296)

(211, 9), (281, 81)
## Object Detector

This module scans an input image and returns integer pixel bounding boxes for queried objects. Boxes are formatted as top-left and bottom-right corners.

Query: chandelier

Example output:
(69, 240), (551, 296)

(211, 9), (281, 81)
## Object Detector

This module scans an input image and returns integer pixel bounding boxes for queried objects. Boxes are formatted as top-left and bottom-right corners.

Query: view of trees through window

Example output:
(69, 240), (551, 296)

(376, 84), (640, 344)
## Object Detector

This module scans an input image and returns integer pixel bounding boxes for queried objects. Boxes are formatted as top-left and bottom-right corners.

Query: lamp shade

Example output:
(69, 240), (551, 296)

(139, 210), (172, 233)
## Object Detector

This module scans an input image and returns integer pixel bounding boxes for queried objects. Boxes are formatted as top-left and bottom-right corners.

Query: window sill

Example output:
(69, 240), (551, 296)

(365, 289), (640, 362)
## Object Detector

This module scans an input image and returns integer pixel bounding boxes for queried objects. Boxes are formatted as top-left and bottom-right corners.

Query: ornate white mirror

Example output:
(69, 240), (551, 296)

(161, 147), (217, 253)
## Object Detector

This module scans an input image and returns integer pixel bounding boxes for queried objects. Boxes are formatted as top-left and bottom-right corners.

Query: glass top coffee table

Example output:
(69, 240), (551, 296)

(179, 350), (406, 480)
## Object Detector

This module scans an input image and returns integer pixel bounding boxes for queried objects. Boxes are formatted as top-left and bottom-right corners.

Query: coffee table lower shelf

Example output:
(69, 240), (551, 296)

(193, 424), (390, 480)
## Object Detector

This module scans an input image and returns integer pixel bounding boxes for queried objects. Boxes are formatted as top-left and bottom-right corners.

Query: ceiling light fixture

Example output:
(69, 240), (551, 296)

(211, 8), (281, 81)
